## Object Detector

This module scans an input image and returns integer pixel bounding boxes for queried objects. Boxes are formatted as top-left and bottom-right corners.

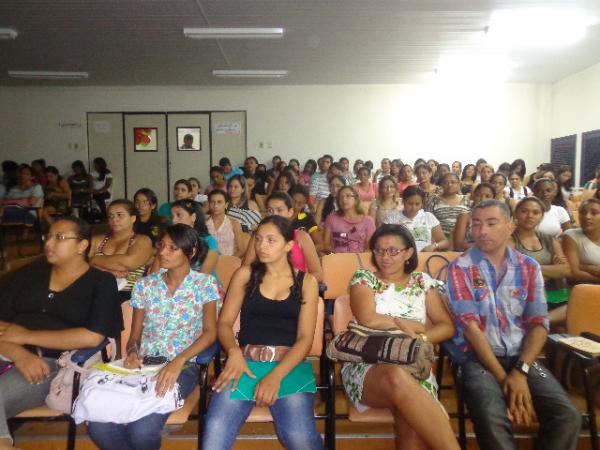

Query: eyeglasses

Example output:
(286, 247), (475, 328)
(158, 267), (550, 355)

(373, 247), (409, 257)
(42, 234), (80, 242)
(156, 241), (180, 252)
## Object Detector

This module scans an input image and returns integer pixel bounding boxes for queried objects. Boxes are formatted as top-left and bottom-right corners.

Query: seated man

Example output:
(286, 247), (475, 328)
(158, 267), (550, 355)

(446, 199), (580, 450)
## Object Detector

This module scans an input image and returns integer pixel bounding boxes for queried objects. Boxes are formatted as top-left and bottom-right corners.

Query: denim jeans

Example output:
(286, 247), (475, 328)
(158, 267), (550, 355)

(0, 357), (58, 442)
(463, 357), (581, 450)
(87, 365), (198, 450)
(202, 389), (323, 450)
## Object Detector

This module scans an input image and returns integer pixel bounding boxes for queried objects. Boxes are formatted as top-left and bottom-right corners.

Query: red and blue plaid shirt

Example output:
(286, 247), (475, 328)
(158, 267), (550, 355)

(446, 246), (549, 357)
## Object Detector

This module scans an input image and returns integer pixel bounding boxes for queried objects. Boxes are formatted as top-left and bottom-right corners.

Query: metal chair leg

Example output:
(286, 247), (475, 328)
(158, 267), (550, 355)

(583, 366), (599, 450)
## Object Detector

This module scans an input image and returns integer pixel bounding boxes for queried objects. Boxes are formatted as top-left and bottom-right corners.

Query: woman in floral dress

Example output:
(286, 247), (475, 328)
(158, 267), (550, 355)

(341, 224), (458, 450)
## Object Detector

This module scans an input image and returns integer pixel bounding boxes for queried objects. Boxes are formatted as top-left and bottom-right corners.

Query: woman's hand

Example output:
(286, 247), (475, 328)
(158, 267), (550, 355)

(155, 357), (185, 397)
(254, 372), (281, 407)
(124, 352), (143, 369)
(0, 321), (29, 345)
(212, 348), (255, 393)
(393, 318), (425, 337)
(13, 349), (50, 384)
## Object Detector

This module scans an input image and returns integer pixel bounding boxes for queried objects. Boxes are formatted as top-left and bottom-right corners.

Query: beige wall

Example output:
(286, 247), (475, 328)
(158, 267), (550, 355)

(1, 83), (553, 179)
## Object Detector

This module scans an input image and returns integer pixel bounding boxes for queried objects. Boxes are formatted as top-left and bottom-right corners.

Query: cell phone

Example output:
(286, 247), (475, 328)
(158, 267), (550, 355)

(142, 355), (168, 365)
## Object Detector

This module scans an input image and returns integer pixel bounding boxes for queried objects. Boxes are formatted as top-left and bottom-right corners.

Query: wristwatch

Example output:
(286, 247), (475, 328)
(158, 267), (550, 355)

(514, 360), (530, 375)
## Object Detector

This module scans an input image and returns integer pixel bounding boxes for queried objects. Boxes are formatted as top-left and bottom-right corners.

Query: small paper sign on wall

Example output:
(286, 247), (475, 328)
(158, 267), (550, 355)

(94, 121), (111, 134)
(214, 122), (241, 136)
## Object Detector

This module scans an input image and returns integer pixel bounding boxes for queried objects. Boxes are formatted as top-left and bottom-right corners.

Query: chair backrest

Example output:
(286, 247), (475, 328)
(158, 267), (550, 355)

(416, 252), (462, 282)
(322, 252), (375, 299)
(255, 194), (267, 212)
(232, 298), (325, 357)
(332, 295), (353, 336)
(566, 284), (600, 336)
(215, 255), (242, 292)
(5, 254), (44, 271)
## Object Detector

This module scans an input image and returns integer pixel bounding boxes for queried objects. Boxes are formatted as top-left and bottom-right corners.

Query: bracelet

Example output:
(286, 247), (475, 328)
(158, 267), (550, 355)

(418, 333), (428, 343)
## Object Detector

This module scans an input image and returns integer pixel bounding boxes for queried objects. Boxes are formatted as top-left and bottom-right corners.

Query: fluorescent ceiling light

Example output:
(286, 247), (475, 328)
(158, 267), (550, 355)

(8, 70), (89, 80)
(435, 53), (512, 83)
(486, 9), (593, 48)
(0, 28), (18, 40)
(212, 69), (288, 78)
(184, 27), (283, 39)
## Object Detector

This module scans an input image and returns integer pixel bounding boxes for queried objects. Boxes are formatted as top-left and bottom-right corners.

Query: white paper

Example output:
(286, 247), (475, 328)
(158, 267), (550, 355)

(94, 121), (111, 133)
(214, 122), (241, 135)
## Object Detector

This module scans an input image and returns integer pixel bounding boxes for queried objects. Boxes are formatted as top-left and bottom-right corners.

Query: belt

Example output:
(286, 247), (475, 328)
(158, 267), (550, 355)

(242, 345), (290, 362)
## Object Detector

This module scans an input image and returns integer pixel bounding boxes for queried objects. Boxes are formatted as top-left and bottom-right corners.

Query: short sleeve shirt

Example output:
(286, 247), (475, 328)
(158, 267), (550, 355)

(396, 210), (440, 251)
(129, 270), (219, 361)
(324, 214), (376, 253)
(446, 246), (548, 357)
(537, 205), (570, 237)
(6, 184), (44, 207)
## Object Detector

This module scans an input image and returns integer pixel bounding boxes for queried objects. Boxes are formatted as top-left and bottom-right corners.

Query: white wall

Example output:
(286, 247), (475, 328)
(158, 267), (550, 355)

(550, 61), (600, 184)
(0, 83), (552, 179)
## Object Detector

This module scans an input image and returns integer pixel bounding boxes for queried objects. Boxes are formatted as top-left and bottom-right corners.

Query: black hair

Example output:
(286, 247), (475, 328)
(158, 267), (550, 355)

(245, 156), (258, 164)
(245, 216), (303, 303)
(2, 160), (18, 173)
(267, 191), (294, 210)
(134, 188), (158, 207)
(71, 160), (88, 175)
(188, 177), (201, 189)
(219, 157), (232, 167)
(415, 163), (432, 174)
(357, 166), (371, 176)
(183, 134), (193, 141)
(440, 172), (460, 184)
(322, 154), (333, 162)
(414, 158), (426, 167)
(160, 223), (207, 266)
(210, 165), (224, 175)
(557, 165), (574, 190)
(18, 164), (33, 175)
(532, 177), (555, 192)
(173, 178), (192, 193)
(54, 216), (92, 258)
(369, 224), (418, 273)
(498, 162), (511, 174)
(402, 185), (425, 201)
(491, 172), (507, 184)
(323, 175), (346, 223)
(515, 196), (545, 214)
(32, 159), (46, 170)
(461, 164), (477, 182)
(303, 159), (317, 173)
(44, 166), (61, 178)
(330, 162), (344, 172)
(289, 184), (309, 200)
(108, 198), (137, 217)
(272, 155), (282, 162)
(170, 199), (209, 237)
(339, 157), (349, 163)
(510, 159), (527, 178)
(93, 157), (110, 181)
(473, 182), (496, 197)
(438, 163), (450, 172)
(475, 158), (487, 166)
(208, 189), (229, 202)
(275, 171), (296, 193)
(364, 160), (373, 170)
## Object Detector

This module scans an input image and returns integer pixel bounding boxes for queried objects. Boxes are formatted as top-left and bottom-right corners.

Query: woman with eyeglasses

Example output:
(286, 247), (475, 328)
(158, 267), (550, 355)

(323, 186), (375, 254)
(89, 199), (153, 302)
(88, 224), (218, 450)
(368, 176), (403, 227)
(243, 192), (323, 282)
(342, 224), (457, 450)
(0, 217), (121, 450)
(426, 173), (472, 239)
(134, 188), (165, 246)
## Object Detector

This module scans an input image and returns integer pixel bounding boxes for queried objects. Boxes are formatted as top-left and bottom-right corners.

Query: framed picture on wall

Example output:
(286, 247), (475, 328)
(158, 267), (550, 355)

(177, 127), (202, 151)
(134, 127), (158, 152)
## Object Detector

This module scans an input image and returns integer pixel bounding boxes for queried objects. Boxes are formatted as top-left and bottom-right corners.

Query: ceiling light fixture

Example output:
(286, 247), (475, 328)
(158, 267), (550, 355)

(184, 27), (283, 39)
(485, 9), (593, 48)
(212, 69), (288, 78)
(8, 70), (89, 80)
(0, 28), (18, 40)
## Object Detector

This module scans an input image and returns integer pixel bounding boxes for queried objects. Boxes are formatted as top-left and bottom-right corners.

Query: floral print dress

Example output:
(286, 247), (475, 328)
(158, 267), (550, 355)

(341, 269), (440, 412)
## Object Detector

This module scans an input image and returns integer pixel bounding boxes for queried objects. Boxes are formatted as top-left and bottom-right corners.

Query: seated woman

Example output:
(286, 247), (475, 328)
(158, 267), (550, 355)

(460, 164), (477, 195)
(342, 224), (458, 450)
(507, 171), (531, 202)
(353, 166), (377, 202)
(298, 159), (317, 188)
(133, 188), (165, 246)
(323, 186), (375, 254)
(68, 160), (92, 215)
(510, 197), (571, 315)
(157, 179), (193, 221)
(89, 199), (154, 302)
(397, 186), (449, 252)
(244, 192), (323, 282)
(415, 163), (441, 204)
(397, 164), (416, 195)
(532, 178), (572, 237)
(453, 182), (495, 251)
(205, 166), (228, 195)
(90, 157), (113, 219)
(368, 176), (403, 227)
(314, 175), (345, 226)
(490, 173), (510, 203)
(88, 224), (219, 450)
(202, 216), (322, 450)
(41, 166), (71, 226)
(0, 217), (121, 450)
(0, 164), (44, 225)
(562, 198), (600, 283)
(226, 175), (262, 233)
(426, 173), (472, 239)
(189, 177), (208, 204)
(271, 171), (296, 196)
(207, 190), (245, 257)
(289, 185), (321, 249)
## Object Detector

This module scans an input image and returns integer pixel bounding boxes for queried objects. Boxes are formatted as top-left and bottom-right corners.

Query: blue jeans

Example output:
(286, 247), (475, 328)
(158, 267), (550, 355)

(202, 389), (323, 450)
(463, 357), (581, 450)
(87, 365), (198, 450)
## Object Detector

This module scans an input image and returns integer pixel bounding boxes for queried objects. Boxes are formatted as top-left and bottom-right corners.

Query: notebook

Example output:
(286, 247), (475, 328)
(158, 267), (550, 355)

(230, 361), (316, 401)
(558, 336), (600, 357)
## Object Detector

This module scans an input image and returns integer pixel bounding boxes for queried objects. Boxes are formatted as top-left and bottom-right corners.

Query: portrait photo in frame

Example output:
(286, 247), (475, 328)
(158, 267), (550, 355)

(177, 127), (201, 151)
(134, 127), (158, 152)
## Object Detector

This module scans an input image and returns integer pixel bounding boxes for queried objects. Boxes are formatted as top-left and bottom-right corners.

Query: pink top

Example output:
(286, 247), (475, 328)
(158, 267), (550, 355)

(290, 229), (307, 271)
(299, 173), (312, 188)
(324, 214), (376, 253)
(353, 182), (377, 202)
(207, 216), (235, 256)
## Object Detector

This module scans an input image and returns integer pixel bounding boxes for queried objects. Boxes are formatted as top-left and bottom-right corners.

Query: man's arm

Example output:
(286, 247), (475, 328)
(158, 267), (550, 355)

(463, 321), (508, 383)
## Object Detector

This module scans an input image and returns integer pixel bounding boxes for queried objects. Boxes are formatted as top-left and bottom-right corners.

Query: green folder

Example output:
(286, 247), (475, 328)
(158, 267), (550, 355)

(230, 361), (316, 401)
(546, 288), (570, 304)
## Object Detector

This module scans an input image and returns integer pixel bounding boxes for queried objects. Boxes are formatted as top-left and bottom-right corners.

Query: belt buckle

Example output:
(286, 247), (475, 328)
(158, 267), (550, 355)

(260, 346), (276, 362)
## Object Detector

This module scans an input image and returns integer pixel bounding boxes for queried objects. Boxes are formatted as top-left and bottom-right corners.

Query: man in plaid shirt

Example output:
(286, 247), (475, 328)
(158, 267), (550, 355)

(447, 199), (580, 450)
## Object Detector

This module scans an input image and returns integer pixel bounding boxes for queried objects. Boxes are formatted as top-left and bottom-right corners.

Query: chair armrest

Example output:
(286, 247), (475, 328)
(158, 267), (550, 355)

(71, 338), (110, 364)
(196, 342), (220, 366)
(581, 332), (600, 344)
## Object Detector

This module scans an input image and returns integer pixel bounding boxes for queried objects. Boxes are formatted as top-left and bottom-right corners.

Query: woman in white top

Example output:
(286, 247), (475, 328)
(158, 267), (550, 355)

(507, 171), (531, 201)
(396, 186), (448, 252)
(90, 157), (113, 218)
(562, 199), (600, 283)
(532, 178), (572, 237)
(206, 190), (244, 257)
